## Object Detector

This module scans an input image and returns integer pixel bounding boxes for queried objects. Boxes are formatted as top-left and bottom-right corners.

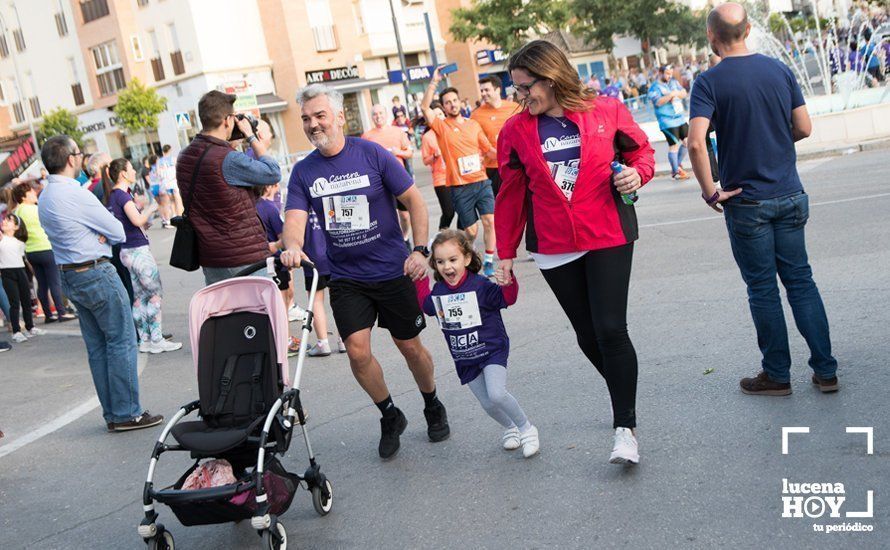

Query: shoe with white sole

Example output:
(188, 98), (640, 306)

(337, 337), (347, 353)
(519, 425), (540, 458)
(288, 305), (306, 322)
(139, 341), (151, 353)
(28, 327), (47, 337)
(147, 340), (183, 354)
(609, 427), (639, 465)
(11, 332), (27, 343)
(307, 340), (332, 357)
(502, 426), (521, 450)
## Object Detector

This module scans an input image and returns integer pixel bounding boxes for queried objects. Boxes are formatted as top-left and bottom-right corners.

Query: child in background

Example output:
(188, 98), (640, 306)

(0, 214), (46, 343)
(418, 229), (539, 457)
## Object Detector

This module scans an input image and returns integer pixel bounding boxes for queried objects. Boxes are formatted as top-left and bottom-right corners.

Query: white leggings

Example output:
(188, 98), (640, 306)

(467, 365), (530, 431)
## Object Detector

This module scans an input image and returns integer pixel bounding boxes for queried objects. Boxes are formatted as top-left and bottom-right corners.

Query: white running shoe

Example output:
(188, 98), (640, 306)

(609, 427), (640, 465)
(307, 340), (332, 357)
(11, 332), (28, 343)
(288, 305), (306, 322)
(337, 337), (347, 353)
(519, 425), (540, 458)
(502, 426), (521, 450)
(28, 327), (47, 337)
(138, 342), (151, 353)
(148, 340), (183, 354)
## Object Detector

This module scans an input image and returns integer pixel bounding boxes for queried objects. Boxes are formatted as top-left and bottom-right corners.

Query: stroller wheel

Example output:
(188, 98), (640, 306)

(147, 529), (174, 550)
(312, 478), (333, 516)
(262, 521), (288, 550)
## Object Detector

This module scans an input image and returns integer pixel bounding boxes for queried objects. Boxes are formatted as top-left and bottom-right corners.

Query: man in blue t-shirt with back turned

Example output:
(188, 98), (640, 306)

(281, 83), (450, 460)
(688, 2), (838, 397)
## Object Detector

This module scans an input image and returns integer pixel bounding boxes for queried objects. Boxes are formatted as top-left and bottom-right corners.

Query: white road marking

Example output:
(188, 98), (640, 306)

(0, 352), (148, 459)
(640, 192), (890, 229)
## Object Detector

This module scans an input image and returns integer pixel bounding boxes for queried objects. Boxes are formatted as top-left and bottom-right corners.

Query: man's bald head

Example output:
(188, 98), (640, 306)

(707, 3), (749, 46)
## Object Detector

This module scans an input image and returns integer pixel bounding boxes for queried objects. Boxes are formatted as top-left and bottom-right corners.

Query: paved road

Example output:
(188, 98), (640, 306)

(1, 149), (887, 549)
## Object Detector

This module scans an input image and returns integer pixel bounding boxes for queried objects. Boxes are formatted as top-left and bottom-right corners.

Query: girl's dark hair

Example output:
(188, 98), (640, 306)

(7, 213), (28, 243)
(108, 158), (130, 185)
(429, 229), (482, 282)
(11, 182), (34, 205)
(148, 155), (159, 167)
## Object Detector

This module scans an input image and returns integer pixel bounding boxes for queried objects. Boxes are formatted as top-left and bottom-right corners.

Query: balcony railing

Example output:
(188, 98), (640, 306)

(151, 57), (165, 81)
(97, 67), (125, 97)
(71, 83), (85, 106)
(170, 50), (185, 76)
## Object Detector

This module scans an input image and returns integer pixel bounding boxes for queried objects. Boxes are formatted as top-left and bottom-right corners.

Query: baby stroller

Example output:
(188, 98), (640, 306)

(138, 258), (332, 550)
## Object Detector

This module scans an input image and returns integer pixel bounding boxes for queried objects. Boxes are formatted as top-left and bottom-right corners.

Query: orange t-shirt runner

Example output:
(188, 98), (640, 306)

(471, 100), (520, 169)
(427, 116), (492, 187)
(361, 126), (410, 169)
(421, 131), (447, 187)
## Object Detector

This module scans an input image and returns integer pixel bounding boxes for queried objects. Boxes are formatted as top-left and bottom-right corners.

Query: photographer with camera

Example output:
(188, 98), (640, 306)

(175, 90), (281, 285)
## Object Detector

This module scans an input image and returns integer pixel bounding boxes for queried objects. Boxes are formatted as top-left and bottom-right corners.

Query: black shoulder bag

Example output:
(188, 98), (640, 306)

(169, 145), (212, 271)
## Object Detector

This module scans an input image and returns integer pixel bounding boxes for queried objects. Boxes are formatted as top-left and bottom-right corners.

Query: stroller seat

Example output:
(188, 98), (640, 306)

(171, 420), (262, 455)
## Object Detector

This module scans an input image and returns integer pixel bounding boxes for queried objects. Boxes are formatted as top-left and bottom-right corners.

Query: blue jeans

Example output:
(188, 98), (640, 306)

(724, 191), (837, 383)
(0, 278), (10, 320)
(61, 262), (141, 423)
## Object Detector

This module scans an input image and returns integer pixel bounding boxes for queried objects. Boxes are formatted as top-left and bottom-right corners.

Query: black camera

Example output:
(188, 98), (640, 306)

(229, 113), (259, 141)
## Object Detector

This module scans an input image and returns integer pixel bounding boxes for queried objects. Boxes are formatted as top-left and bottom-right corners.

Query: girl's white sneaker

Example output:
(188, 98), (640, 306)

(519, 425), (540, 458)
(609, 427), (639, 465)
(12, 332), (28, 343)
(502, 426), (521, 450)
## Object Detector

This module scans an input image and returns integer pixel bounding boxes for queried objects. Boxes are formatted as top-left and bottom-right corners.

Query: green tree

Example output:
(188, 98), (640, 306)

(450, 0), (571, 53)
(571, 0), (708, 55)
(37, 107), (83, 146)
(114, 77), (167, 134)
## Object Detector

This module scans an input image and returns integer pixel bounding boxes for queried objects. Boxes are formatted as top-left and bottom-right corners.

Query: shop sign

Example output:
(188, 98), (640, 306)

(305, 66), (360, 84)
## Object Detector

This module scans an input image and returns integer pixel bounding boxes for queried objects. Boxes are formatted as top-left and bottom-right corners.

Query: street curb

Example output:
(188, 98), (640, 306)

(651, 137), (890, 177)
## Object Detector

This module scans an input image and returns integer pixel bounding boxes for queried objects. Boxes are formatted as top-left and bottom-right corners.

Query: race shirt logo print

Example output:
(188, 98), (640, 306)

(309, 172), (371, 198)
(542, 134), (581, 153)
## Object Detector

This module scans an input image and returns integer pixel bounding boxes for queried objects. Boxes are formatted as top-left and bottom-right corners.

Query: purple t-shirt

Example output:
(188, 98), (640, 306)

(303, 209), (330, 276)
(256, 198), (283, 243)
(422, 272), (510, 384)
(538, 115), (581, 200)
(106, 188), (149, 249)
(285, 137), (412, 282)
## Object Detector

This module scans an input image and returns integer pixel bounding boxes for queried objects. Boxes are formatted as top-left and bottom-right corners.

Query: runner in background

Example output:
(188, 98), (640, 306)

(421, 102), (454, 231)
(471, 76), (520, 197)
(363, 104), (415, 249)
(158, 145), (183, 216)
(421, 67), (498, 277)
(648, 65), (691, 180)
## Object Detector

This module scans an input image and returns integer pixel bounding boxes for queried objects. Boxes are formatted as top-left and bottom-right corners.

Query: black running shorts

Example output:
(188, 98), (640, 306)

(328, 276), (426, 340)
(660, 122), (689, 145)
(304, 273), (330, 293)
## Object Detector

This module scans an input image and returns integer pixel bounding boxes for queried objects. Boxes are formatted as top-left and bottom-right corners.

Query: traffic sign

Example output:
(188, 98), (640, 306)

(175, 112), (191, 129)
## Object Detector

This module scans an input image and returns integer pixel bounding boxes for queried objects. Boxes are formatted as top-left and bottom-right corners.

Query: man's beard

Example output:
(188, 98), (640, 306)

(309, 129), (332, 148)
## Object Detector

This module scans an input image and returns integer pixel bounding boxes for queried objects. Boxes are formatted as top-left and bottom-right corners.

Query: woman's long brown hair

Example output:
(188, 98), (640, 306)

(507, 40), (596, 113)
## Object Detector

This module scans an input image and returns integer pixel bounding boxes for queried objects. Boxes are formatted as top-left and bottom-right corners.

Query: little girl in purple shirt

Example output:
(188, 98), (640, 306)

(418, 229), (539, 457)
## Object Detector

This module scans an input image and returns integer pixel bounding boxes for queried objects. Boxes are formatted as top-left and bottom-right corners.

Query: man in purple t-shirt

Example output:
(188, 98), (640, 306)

(281, 83), (450, 460)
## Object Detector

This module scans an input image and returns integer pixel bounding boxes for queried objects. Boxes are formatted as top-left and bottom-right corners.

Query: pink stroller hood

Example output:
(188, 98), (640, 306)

(188, 276), (291, 386)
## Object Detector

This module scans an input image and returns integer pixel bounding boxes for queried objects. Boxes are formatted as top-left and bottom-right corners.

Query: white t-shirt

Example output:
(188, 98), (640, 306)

(530, 251), (587, 270)
(0, 235), (26, 268)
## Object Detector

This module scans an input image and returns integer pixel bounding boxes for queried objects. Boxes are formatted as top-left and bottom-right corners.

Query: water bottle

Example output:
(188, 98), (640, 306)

(611, 161), (638, 205)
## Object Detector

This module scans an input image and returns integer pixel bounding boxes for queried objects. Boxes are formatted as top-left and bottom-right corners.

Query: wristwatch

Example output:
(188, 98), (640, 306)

(246, 135), (257, 144)
(413, 245), (430, 258)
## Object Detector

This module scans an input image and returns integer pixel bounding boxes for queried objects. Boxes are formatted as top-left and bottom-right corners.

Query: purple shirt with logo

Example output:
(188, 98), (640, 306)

(538, 116), (581, 199)
(106, 188), (149, 249)
(303, 209), (330, 276)
(286, 137), (412, 282)
(422, 272), (511, 384)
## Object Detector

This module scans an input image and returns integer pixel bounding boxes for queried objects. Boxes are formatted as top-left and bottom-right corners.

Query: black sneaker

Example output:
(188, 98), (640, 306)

(812, 374), (839, 393)
(378, 408), (408, 459)
(740, 371), (792, 396)
(423, 400), (451, 442)
(112, 411), (164, 432)
(0, 341), (10, 353)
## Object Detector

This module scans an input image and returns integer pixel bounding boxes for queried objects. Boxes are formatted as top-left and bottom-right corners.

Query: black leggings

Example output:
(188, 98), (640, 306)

(26, 249), (68, 318)
(434, 185), (455, 230)
(1, 267), (34, 333)
(540, 243), (638, 428)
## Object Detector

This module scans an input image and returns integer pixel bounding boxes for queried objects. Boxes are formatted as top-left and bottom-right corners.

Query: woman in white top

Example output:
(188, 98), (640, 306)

(0, 214), (46, 342)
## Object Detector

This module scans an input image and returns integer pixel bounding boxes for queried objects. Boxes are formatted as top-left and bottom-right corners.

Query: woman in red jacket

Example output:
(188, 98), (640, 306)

(495, 40), (655, 466)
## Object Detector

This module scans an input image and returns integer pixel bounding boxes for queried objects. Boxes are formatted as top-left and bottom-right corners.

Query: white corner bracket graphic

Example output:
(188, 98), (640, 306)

(845, 427), (874, 455)
(782, 427), (810, 455)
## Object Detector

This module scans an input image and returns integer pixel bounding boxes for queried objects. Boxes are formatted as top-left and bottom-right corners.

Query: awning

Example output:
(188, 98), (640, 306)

(257, 93), (289, 113)
(326, 77), (390, 95)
